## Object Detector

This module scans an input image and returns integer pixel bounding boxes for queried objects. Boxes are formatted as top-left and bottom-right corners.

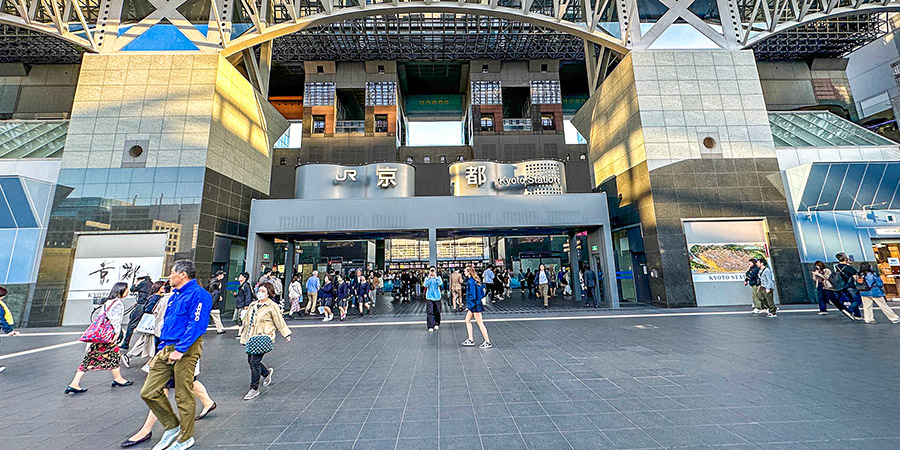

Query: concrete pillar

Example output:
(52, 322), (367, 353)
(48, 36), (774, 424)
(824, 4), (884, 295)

(428, 228), (438, 267)
(572, 50), (804, 307)
(568, 231), (582, 302)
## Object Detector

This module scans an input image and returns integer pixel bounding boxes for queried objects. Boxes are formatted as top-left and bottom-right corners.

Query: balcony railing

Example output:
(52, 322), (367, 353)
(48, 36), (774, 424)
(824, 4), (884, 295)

(335, 120), (365, 134)
(503, 118), (532, 132)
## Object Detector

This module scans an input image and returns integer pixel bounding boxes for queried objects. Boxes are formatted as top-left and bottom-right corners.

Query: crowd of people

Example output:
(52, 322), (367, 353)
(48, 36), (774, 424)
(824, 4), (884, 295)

(1, 251), (899, 449)
(744, 251), (900, 323)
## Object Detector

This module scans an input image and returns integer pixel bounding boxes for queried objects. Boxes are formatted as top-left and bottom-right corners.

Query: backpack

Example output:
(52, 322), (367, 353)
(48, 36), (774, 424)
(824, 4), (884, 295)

(828, 264), (849, 292)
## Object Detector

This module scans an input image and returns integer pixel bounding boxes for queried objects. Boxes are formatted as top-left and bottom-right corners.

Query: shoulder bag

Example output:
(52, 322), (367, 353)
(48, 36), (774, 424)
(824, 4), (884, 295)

(244, 304), (274, 355)
(79, 300), (118, 344)
(135, 311), (157, 335)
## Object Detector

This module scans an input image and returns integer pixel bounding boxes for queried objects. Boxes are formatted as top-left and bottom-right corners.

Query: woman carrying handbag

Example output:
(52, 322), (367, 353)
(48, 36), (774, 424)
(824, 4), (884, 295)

(66, 282), (133, 394)
(239, 282), (292, 400)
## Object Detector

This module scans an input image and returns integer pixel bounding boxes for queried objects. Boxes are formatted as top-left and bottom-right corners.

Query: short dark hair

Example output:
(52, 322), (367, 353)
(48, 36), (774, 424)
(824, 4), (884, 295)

(0, 286), (6, 297)
(757, 259), (768, 267)
(835, 252), (849, 262)
(215, 270), (225, 276)
(258, 282), (276, 299)
(171, 260), (196, 279)
(748, 258), (757, 263)
(239, 272), (250, 279)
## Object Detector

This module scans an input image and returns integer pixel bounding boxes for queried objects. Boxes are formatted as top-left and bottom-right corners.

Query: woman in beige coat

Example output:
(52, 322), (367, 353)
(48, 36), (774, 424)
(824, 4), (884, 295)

(239, 282), (291, 400)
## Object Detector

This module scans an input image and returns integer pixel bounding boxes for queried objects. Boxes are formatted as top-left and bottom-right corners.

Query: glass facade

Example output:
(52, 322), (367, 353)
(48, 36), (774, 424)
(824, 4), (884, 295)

(30, 166), (261, 327)
(365, 82), (397, 106)
(530, 80), (561, 105)
(471, 81), (502, 105)
(0, 176), (51, 284)
(304, 82), (336, 106)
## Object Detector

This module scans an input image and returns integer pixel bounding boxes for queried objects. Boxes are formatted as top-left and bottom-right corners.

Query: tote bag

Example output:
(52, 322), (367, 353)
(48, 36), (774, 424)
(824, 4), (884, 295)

(79, 300), (118, 344)
(135, 313), (157, 335)
(244, 304), (274, 355)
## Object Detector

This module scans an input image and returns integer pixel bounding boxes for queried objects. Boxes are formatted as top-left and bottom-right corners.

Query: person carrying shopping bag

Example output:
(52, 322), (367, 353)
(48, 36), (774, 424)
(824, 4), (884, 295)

(239, 281), (292, 400)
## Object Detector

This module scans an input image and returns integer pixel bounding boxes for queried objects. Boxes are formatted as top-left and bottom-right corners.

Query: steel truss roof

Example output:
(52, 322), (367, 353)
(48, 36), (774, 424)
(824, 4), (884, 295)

(272, 15), (585, 62)
(751, 12), (891, 60)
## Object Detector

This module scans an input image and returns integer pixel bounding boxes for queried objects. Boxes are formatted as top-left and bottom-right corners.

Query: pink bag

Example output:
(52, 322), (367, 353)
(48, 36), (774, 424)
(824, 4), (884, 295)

(79, 301), (117, 344)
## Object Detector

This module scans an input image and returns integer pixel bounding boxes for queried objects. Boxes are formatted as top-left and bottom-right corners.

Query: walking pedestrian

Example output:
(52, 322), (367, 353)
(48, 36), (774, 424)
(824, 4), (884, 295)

(369, 273), (380, 307)
(123, 281), (170, 368)
(66, 282), (132, 394)
(450, 268), (463, 312)
(121, 273), (153, 351)
(482, 265), (496, 302)
(233, 272), (253, 327)
(526, 269), (535, 296)
(305, 270), (320, 315)
(424, 266), (443, 332)
(755, 259), (777, 317)
(0, 286), (20, 374)
(744, 259), (763, 313)
(856, 262), (900, 324)
(583, 264), (598, 307)
(536, 263), (551, 308)
(208, 280), (226, 334)
(239, 282), (292, 400)
(287, 275), (303, 319)
(336, 275), (351, 321)
(548, 266), (557, 297)
(319, 275), (335, 322)
(461, 265), (492, 349)
(356, 272), (372, 316)
(140, 260), (212, 450)
(811, 261), (853, 319)
(834, 253), (863, 319)
(121, 374), (216, 448)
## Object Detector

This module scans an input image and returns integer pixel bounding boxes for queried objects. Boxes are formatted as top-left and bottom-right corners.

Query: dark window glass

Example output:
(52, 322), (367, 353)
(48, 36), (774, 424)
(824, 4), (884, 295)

(480, 114), (494, 131)
(317, 65), (324, 74)
(375, 115), (388, 133)
(541, 113), (554, 130)
(313, 116), (326, 134)
(0, 178), (38, 228)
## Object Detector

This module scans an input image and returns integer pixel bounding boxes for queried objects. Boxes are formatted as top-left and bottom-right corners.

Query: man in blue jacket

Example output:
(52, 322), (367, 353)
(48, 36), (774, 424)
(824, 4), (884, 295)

(140, 260), (212, 450)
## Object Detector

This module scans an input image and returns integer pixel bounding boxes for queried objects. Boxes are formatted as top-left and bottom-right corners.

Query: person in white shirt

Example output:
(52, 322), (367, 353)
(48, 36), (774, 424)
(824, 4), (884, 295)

(287, 275), (303, 319)
(536, 264), (551, 308)
(482, 266), (496, 302)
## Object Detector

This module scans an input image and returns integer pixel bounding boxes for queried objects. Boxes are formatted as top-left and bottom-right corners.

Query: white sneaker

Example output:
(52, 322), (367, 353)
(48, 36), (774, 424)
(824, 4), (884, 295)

(263, 368), (274, 387)
(428, 328), (434, 333)
(0, 366), (5, 374)
(751, 308), (761, 314)
(766, 312), (777, 318)
(479, 341), (493, 349)
(121, 354), (131, 368)
(151, 426), (181, 450)
(818, 312), (828, 315)
(461, 339), (475, 346)
(323, 316), (332, 322)
(434, 325), (439, 330)
(169, 438), (195, 450)
(243, 388), (260, 400)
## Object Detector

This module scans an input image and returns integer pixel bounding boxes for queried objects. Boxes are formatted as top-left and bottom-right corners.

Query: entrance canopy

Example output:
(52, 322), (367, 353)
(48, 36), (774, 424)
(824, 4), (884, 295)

(247, 192), (619, 307)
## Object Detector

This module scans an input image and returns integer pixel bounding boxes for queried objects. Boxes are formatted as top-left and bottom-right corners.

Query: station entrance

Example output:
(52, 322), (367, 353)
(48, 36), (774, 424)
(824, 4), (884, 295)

(246, 193), (618, 317)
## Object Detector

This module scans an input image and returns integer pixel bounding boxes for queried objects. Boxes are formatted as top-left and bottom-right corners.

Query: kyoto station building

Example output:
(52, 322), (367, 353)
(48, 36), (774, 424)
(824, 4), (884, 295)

(4, 0), (900, 328)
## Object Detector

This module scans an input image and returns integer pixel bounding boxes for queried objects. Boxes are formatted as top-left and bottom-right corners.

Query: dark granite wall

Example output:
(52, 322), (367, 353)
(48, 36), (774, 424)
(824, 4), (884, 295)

(601, 158), (806, 308)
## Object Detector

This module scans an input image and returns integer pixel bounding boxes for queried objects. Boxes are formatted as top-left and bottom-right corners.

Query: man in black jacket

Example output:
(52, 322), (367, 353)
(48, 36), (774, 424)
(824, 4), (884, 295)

(120, 273), (152, 350)
(233, 272), (253, 330)
(744, 259), (762, 314)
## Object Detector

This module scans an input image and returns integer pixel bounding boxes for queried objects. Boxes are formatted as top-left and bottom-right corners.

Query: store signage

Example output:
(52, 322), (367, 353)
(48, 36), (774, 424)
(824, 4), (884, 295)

(296, 163), (415, 199)
(450, 160), (568, 196)
(591, 245), (598, 252)
(465, 166), (486, 187)
(263, 253), (270, 259)
(889, 257), (900, 266)
(376, 167), (398, 188)
(335, 169), (358, 182)
(875, 228), (900, 236)
(497, 174), (562, 187)
(692, 273), (745, 282)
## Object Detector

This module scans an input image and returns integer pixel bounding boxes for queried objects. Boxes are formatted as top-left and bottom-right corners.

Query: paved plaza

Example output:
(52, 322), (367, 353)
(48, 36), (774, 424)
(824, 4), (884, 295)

(2, 307), (900, 450)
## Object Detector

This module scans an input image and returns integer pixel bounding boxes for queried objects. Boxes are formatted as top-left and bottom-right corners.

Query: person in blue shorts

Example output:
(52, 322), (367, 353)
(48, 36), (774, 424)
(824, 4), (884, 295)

(461, 265), (492, 349)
